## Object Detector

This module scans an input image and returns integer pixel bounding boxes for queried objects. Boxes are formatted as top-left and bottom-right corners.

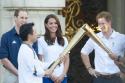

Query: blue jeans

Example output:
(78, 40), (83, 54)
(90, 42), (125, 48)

(43, 77), (67, 83)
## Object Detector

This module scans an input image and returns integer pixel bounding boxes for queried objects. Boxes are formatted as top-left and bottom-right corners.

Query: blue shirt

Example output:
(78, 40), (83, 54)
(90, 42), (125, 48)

(0, 27), (38, 69)
(0, 37), (7, 59)
(0, 47), (8, 59)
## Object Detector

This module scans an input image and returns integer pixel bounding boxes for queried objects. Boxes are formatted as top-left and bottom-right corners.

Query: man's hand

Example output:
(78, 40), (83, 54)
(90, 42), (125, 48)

(88, 67), (99, 78)
(1, 58), (18, 76)
(108, 53), (118, 60)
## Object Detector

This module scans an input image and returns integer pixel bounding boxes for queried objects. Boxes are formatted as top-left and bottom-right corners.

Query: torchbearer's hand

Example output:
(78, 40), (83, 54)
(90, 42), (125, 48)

(59, 53), (68, 63)
(45, 68), (54, 76)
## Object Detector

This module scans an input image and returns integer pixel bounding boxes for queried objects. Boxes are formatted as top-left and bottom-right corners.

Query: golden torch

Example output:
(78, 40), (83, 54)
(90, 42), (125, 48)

(83, 24), (113, 55)
(48, 24), (88, 70)
(49, 23), (125, 73)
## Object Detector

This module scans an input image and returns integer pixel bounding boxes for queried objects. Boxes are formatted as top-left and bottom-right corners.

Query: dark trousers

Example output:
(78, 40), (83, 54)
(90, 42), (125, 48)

(43, 77), (67, 83)
(93, 75), (123, 83)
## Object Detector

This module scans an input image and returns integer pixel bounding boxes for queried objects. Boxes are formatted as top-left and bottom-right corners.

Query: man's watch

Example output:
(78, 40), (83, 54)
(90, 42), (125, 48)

(117, 55), (121, 62)
(87, 66), (92, 70)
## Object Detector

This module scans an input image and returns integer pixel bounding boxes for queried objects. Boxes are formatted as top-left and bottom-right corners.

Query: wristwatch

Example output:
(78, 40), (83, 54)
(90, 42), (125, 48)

(117, 55), (121, 62)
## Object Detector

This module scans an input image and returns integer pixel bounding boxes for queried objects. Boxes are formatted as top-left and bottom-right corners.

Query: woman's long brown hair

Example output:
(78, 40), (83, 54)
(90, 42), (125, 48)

(44, 14), (64, 46)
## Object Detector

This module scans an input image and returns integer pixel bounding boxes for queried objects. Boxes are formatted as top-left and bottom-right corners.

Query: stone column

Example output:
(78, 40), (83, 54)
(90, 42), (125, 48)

(0, 1), (3, 83)
(108, 0), (125, 34)
(108, 1), (125, 82)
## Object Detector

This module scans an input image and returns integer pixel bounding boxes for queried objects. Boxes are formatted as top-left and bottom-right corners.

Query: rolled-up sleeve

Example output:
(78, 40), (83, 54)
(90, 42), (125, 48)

(81, 38), (94, 56)
(38, 38), (44, 55)
(18, 45), (46, 77)
(0, 47), (8, 59)
(33, 60), (45, 77)
(64, 37), (68, 48)
(123, 35), (125, 52)
(26, 52), (46, 77)
(0, 34), (8, 58)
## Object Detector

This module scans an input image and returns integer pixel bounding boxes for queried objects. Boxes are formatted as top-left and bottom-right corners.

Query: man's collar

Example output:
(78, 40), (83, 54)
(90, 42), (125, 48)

(11, 27), (18, 35)
(100, 30), (117, 39)
(110, 30), (117, 38)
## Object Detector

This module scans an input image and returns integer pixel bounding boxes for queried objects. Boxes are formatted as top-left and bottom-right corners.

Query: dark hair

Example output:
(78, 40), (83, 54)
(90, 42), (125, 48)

(19, 23), (34, 41)
(14, 9), (27, 17)
(44, 14), (64, 46)
(96, 11), (112, 22)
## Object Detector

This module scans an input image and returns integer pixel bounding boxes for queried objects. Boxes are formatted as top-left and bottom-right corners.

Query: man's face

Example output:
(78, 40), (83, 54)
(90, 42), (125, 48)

(15, 11), (28, 28)
(30, 27), (37, 43)
(97, 18), (111, 33)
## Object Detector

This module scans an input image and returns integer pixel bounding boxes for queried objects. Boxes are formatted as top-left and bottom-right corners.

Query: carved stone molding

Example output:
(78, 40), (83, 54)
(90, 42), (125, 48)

(59, 0), (84, 41)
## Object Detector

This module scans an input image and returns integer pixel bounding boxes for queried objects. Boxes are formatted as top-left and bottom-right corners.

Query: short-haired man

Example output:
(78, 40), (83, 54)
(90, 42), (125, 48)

(81, 11), (125, 83)
(18, 23), (53, 83)
(0, 9), (37, 83)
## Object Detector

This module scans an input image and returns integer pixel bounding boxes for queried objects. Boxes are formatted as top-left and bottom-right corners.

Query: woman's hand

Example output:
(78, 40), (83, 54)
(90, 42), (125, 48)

(45, 68), (53, 76)
(50, 74), (58, 83)
(55, 74), (65, 83)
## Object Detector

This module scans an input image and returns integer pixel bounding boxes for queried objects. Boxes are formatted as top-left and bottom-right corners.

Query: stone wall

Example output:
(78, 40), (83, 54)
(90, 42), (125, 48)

(0, 0), (66, 36)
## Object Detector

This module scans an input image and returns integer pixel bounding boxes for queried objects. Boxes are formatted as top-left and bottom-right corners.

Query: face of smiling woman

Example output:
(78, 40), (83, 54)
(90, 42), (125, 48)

(45, 18), (58, 34)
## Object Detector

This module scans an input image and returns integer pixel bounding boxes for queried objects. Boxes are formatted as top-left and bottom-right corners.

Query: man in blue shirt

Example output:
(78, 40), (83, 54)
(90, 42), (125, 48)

(0, 9), (32, 83)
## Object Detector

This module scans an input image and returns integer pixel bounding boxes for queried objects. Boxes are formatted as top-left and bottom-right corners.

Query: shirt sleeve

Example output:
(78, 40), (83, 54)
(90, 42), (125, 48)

(124, 36), (125, 50)
(18, 46), (45, 77)
(64, 37), (68, 48)
(0, 34), (9, 58)
(32, 41), (38, 55)
(0, 47), (8, 59)
(38, 37), (44, 55)
(0, 37), (1, 46)
(81, 38), (94, 56)
(33, 59), (46, 77)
